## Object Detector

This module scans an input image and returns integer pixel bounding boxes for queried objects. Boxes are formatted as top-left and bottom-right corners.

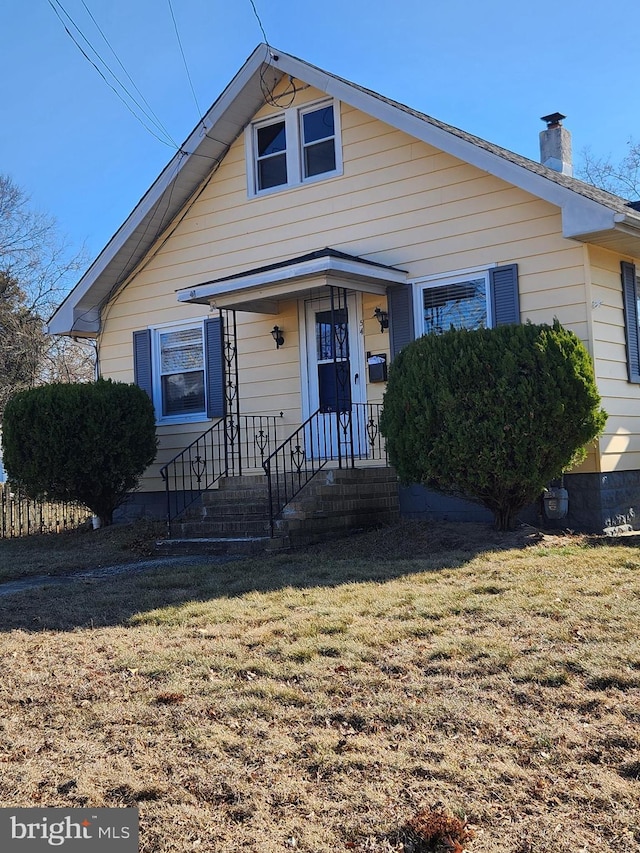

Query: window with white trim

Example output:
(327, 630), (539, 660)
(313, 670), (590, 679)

(154, 322), (206, 421)
(247, 99), (341, 195)
(415, 271), (492, 337)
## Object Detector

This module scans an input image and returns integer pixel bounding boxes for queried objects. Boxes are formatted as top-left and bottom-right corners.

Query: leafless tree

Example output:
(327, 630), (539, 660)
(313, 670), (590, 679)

(0, 175), (94, 418)
(578, 140), (640, 200)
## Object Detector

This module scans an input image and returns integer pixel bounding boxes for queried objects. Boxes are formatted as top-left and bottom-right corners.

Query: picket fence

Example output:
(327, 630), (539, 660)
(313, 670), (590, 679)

(0, 482), (90, 539)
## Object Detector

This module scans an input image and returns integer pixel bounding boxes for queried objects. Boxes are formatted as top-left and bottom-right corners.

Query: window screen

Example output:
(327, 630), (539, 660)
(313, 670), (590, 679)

(422, 279), (487, 335)
(159, 327), (205, 417)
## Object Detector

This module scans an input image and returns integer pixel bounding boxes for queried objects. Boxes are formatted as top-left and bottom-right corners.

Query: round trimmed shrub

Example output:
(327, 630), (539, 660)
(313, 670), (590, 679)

(379, 320), (607, 531)
(2, 379), (158, 526)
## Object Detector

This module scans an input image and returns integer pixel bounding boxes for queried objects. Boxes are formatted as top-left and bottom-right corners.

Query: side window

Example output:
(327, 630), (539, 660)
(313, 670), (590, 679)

(391, 266), (518, 361)
(416, 274), (491, 337)
(421, 277), (488, 335)
(133, 319), (225, 423)
(158, 326), (206, 418)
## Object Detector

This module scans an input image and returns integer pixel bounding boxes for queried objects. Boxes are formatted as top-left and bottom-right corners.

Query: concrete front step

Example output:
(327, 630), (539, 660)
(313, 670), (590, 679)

(162, 465), (399, 548)
(178, 518), (271, 537)
(156, 536), (288, 556)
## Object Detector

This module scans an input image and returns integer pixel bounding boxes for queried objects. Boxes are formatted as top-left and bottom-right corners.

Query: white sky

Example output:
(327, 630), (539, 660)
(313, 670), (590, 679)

(2, 0), (639, 262)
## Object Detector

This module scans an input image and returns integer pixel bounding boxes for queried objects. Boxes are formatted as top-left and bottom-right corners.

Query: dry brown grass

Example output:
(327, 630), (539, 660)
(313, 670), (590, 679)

(0, 519), (164, 582)
(0, 521), (639, 852)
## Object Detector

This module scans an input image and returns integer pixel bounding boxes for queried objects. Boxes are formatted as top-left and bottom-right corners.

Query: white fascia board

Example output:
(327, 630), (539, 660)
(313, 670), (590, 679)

(176, 256), (406, 305)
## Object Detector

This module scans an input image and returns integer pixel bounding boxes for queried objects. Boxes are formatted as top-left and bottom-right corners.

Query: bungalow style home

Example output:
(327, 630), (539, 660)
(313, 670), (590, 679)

(48, 45), (640, 540)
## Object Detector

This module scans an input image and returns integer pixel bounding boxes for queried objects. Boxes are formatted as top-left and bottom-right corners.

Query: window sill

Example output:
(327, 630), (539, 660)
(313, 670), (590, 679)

(155, 414), (210, 427)
(248, 168), (342, 199)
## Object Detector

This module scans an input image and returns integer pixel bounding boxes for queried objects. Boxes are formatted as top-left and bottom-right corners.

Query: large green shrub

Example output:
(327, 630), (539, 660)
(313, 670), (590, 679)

(2, 379), (158, 526)
(380, 321), (607, 531)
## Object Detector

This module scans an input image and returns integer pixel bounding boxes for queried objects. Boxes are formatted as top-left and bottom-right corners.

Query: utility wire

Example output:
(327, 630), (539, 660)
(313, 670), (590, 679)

(247, 1), (297, 109)
(249, 0), (269, 46)
(80, 0), (180, 148)
(167, 0), (205, 127)
(47, 0), (178, 149)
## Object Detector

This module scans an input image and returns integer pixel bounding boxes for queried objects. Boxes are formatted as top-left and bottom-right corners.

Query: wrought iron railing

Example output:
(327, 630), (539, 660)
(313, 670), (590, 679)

(263, 402), (386, 535)
(160, 414), (282, 534)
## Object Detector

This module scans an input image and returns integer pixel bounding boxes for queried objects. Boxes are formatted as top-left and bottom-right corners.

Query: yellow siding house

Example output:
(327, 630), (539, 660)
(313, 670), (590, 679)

(49, 46), (640, 536)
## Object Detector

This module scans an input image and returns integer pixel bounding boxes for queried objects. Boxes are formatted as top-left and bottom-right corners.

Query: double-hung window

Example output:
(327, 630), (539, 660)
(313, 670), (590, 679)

(414, 270), (492, 337)
(301, 103), (337, 178)
(133, 318), (225, 424)
(248, 99), (341, 195)
(388, 265), (519, 359)
(157, 325), (206, 418)
(256, 119), (287, 190)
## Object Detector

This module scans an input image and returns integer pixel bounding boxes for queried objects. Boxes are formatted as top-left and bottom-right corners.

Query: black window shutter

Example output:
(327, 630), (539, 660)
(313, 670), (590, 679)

(490, 264), (520, 326)
(621, 261), (640, 383)
(205, 316), (226, 418)
(133, 329), (153, 399)
(387, 284), (415, 360)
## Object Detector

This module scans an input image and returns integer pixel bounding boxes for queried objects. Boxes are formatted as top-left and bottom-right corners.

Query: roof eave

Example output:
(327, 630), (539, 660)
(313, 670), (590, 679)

(48, 44), (283, 336)
(49, 45), (640, 336)
(177, 254), (407, 308)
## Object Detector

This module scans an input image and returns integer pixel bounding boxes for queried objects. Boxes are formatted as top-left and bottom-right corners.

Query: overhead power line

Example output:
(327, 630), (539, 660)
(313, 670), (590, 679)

(47, 0), (178, 149)
(167, 0), (205, 126)
(79, 0), (180, 147)
(249, 0), (270, 46)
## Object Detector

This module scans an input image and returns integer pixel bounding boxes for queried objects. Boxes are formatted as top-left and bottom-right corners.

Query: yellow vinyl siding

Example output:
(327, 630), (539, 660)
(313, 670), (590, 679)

(362, 292), (391, 406)
(588, 245), (640, 473)
(99, 87), (606, 488)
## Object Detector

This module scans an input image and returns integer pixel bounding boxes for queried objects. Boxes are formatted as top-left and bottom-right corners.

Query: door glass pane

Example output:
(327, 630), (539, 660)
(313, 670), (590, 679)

(315, 309), (348, 360)
(318, 362), (351, 413)
(422, 279), (487, 335)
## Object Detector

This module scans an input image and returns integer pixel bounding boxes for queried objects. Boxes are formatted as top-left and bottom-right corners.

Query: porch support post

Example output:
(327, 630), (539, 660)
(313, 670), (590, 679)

(222, 308), (241, 475)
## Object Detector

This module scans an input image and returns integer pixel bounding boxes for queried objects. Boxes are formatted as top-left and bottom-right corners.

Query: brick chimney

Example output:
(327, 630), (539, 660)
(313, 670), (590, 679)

(540, 113), (572, 176)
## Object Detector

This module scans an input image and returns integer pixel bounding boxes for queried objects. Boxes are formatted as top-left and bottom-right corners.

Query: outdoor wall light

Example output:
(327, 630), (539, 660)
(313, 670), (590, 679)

(271, 325), (285, 348)
(373, 307), (389, 332)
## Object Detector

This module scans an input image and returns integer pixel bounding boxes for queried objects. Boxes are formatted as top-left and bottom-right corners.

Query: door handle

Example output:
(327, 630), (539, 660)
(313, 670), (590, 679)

(354, 373), (359, 384)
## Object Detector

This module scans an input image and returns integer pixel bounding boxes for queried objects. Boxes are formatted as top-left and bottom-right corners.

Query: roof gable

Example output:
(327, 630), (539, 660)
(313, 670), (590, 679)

(48, 44), (640, 336)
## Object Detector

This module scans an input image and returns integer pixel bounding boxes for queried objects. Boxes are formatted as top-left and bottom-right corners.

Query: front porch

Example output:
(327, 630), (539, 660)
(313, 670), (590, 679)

(148, 248), (405, 549)
(157, 405), (398, 550)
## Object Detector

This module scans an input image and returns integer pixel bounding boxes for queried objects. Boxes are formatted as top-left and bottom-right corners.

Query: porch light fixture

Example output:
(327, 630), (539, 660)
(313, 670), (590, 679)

(271, 325), (285, 348)
(373, 307), (389, 332)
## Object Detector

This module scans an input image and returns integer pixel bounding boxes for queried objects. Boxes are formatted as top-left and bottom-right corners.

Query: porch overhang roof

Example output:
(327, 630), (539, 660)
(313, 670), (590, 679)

(175, 249), (407, 313)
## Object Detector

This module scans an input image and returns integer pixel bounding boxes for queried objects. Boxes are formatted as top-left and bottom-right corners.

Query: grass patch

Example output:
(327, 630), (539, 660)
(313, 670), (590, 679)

(0, 519), (164, 581)
(0, 522), (639, 851)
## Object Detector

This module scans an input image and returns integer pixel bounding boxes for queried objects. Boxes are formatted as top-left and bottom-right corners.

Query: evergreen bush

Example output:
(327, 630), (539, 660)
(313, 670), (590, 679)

(2, 379), (157, 526)
(379, 321), (607, 530)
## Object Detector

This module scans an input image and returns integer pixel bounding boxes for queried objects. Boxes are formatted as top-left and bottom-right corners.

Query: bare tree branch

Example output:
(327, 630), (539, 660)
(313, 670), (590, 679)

(578, 140), (640, 200)
(0, 175), (95, 419)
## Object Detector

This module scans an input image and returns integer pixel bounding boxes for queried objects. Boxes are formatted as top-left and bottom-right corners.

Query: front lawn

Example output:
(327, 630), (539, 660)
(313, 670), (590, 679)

(0, 523), (638, 852)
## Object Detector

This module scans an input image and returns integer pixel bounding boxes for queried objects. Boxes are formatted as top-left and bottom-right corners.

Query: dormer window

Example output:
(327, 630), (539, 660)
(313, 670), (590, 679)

(301, 104), (336, 178)
(247, 99), (342, 196)
(256, 120), (287, 190)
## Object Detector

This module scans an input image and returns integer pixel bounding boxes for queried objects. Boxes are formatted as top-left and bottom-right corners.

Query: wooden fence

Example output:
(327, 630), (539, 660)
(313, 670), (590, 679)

(0, 482), (91, 539)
